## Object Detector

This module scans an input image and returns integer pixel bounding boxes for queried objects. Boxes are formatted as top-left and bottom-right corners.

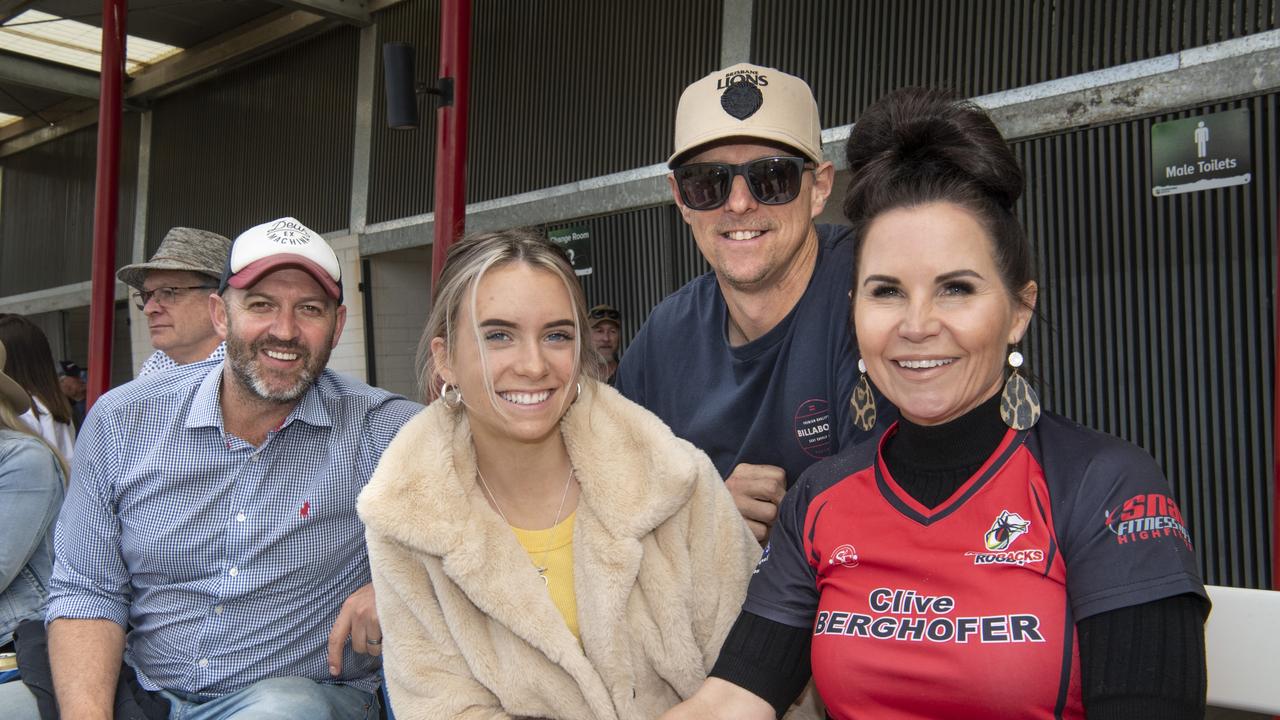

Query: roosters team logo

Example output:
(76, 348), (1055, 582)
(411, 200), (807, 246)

(983, 510), (1031, 551)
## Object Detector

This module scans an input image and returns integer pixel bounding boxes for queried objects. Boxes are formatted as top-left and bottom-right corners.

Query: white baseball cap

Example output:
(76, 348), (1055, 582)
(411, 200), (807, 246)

(220, 217), (342, 301)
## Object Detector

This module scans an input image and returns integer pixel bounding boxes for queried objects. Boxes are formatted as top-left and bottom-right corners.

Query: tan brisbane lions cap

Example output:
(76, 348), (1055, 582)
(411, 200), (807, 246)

(669, 63), (823, 167)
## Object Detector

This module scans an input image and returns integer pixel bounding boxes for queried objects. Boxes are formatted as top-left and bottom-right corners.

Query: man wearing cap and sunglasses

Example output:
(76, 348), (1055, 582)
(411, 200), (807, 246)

(117, 227), (233, 377)
(616, 64), (893, 545)
(18, 217), (423, 720)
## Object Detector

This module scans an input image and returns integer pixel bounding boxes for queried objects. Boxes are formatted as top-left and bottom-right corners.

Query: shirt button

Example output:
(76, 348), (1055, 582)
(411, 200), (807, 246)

(228, 567), (238, 577)
(198, 658), (209, 668)
(236, 512), (246, 522)
(213, 605), (223, 615)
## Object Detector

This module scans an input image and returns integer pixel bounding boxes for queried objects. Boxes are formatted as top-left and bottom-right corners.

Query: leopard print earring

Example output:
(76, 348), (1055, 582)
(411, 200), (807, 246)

(999, 350), (1040, 430)
(850, 358), (877, 431)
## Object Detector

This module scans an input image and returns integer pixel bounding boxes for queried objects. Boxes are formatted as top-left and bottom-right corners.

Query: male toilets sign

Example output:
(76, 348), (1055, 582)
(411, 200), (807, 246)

(1151, 108), (1251, 197)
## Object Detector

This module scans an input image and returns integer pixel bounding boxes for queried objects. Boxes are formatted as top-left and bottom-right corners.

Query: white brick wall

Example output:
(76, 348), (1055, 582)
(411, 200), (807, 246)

(369, 247), (432, 400)
(326, 233), (368, 381)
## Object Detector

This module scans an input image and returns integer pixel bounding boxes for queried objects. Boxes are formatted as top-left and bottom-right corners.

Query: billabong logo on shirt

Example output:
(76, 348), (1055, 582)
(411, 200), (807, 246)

(829, 543), (859, 568)
(793, 398), (833, 459)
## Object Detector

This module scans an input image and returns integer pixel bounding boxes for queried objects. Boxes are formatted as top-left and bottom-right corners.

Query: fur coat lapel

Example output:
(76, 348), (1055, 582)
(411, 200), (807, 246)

(360, 381), (715, 717)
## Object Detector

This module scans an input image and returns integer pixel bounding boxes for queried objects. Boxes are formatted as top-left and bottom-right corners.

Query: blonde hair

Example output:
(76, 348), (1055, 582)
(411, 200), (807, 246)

(0, 394), (70, 483)
(416, 228), (603, 408)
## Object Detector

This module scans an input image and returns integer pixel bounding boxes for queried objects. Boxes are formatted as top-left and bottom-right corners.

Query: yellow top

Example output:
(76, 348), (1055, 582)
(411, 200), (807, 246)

(511, 511), (578, 639)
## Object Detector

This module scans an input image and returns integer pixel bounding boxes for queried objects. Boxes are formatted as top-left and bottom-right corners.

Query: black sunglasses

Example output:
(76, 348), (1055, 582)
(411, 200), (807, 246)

(672, 156), (811, 211)
(589, 308), (621, 322)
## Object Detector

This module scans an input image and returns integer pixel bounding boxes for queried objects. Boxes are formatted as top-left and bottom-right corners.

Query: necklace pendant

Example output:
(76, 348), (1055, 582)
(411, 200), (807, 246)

(536, 566), (548, 586)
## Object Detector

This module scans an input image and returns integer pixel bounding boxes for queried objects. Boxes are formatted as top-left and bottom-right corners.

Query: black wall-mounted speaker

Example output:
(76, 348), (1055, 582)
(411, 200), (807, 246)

(383, 42), (418, 130)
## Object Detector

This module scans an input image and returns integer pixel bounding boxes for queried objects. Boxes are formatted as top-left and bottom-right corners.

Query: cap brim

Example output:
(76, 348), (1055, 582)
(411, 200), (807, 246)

(0, 373), (30, 415)
(668, 128), (822, 167)
(225, 256), (342, 300)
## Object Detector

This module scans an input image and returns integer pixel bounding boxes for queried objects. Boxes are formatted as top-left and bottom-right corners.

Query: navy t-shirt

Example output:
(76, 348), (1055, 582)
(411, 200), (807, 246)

(744, 412), (1207, 719)
(615, 224), (892, 486)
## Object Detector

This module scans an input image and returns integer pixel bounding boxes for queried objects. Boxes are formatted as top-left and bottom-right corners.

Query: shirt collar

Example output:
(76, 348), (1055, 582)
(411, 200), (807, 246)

(185, 363), (333, 432)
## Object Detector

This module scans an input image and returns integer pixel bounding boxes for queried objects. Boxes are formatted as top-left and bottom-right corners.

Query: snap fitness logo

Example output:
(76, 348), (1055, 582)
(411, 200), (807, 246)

(793, 398), (833, 458)
(964, 510), (1044, 567)
(265, 219), (314, 246)
(813, 587), (1044, 645)
(829, 543), (859, 568)
(1104, 492), (1192, 549)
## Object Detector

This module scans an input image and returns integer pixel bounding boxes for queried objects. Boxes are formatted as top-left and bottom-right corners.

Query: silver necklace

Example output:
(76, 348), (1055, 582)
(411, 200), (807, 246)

(476, 465), (574, 586)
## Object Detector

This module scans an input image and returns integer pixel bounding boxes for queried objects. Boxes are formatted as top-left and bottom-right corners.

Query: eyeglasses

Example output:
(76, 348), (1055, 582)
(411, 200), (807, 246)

(132, 285), (216, 311)
(589, 308), (621, 322)
(672, 156), (812, 211)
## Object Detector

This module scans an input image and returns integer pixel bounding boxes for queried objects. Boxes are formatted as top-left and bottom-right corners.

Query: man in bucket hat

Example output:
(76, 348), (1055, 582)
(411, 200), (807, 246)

(616, 64), (893, 542)
(9, 217), (423, 720)
(117, 227), (231, 376)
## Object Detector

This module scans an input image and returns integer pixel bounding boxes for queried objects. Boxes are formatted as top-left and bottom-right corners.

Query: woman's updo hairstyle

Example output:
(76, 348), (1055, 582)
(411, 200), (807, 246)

(843, 87), (1034, 306)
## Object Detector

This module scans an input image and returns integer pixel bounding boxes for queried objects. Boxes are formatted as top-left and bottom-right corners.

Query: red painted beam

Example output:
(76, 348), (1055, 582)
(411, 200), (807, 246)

(1274, 193), (1279, 592)
(430, 0), (471, 283)
(86, 0), (126, 409)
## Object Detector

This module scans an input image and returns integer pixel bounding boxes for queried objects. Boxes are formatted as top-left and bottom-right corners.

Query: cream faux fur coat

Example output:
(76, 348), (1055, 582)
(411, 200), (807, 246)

(358, 381), (761, 720)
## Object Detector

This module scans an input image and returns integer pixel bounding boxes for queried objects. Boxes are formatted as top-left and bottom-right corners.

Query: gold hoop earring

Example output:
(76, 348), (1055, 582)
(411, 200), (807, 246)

(440, 382), (463, 409)
(1000, 350), (1040, 430)
(850, 358), (877, 431)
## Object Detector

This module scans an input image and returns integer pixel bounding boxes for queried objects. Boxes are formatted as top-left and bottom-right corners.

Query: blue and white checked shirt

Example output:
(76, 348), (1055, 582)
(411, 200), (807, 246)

(47, 361), (422, 697)
(137, 342), (226, 377)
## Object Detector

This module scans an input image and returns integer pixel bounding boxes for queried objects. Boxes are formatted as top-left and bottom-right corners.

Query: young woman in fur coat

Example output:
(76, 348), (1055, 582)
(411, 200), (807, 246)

(358, 229), (761, 720)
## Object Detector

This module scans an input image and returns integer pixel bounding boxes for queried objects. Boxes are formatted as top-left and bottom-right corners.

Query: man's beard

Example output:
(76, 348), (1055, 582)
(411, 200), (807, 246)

(226, 331), (332, 404)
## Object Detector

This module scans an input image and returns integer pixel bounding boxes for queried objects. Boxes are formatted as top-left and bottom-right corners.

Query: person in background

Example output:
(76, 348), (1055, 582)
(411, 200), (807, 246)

(116, 226), (232, 376)
(661, 87), (1207, 720)
(615, 64), (893, 545)
(0, 339), (66, 715)
(57, 362), (86, 432)
(0, 315), (75, 463)
(359, 229), (759, 719)
(588, 303), (623, 383)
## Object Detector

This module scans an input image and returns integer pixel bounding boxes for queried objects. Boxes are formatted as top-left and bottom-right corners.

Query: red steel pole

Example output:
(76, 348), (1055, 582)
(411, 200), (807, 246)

(87, 0), (126, 408)
(431, 0), (471, 283)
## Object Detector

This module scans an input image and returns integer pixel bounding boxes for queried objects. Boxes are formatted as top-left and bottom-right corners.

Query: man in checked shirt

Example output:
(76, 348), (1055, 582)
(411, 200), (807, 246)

(10, 217), (422, 720)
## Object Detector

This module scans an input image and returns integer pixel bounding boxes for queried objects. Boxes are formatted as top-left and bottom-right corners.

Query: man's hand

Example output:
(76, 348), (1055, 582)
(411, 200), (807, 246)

(725, 463), (787, 543)
(327, 582), (380, 676)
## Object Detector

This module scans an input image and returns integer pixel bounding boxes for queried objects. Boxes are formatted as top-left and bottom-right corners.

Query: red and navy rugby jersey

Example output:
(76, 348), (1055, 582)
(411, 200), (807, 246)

(743, 412), (1206, 720)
